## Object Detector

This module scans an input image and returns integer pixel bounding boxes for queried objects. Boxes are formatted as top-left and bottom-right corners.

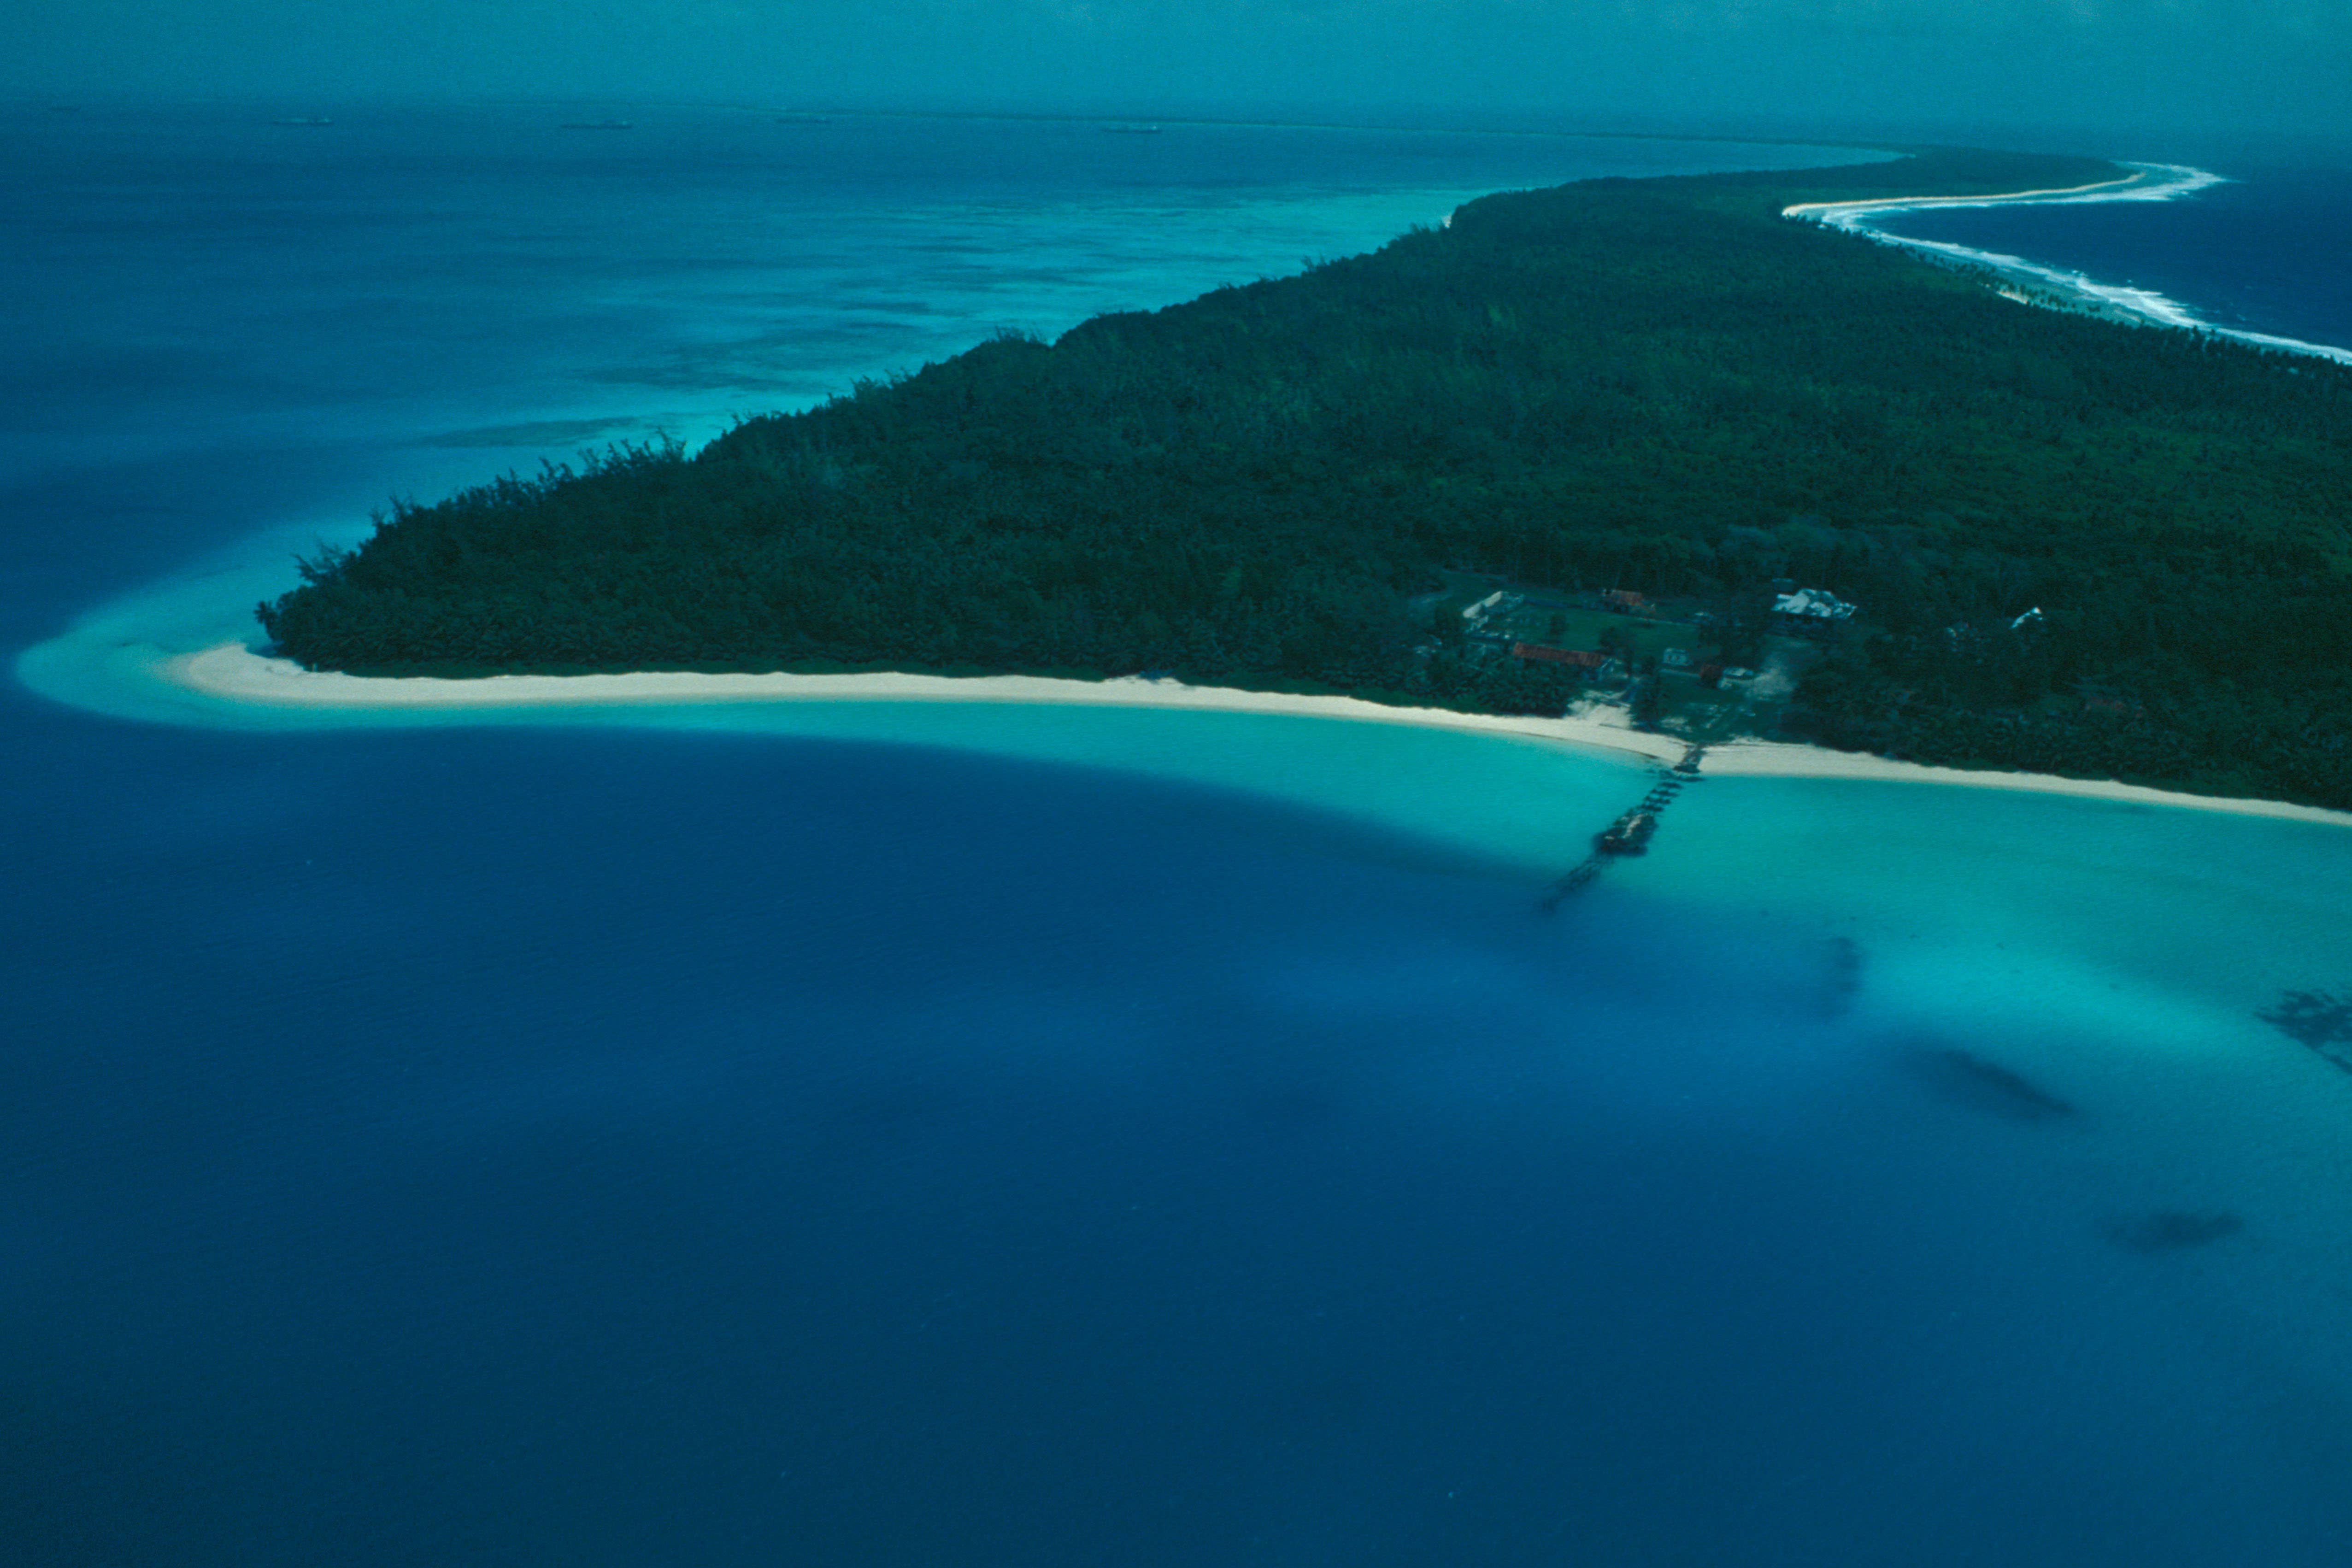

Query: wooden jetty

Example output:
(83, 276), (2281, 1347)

(1540, 741), (1707, 910)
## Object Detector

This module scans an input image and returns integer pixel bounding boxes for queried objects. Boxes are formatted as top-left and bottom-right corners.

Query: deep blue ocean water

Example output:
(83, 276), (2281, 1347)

(1869, 164), (2352, 355)
(6, 107), (2352, 1565)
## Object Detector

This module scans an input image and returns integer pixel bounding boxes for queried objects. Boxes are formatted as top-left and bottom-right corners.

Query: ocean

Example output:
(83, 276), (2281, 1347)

(1862, 161), (2352, 358)
(6, 106), (2352, 1565)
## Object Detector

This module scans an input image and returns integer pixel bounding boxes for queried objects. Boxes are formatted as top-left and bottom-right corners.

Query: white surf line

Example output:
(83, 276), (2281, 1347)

(1787, 163), (2352, 367)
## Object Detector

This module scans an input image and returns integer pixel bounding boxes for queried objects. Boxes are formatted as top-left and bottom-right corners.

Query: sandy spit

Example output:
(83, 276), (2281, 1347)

(166, 641), (1689, 759)
(168, 643), (2352, 829)
(1778, 170), (2152, 224)
(1786, 162), (2352, 364)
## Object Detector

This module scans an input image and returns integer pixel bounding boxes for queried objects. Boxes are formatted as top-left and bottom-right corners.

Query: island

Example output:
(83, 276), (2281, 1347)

(252, 148), (2352, 811)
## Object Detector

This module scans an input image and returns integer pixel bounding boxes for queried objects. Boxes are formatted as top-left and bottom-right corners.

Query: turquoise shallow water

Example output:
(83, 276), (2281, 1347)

(9, 108), (2352, 1561)
(16, 677), (2352, 1561)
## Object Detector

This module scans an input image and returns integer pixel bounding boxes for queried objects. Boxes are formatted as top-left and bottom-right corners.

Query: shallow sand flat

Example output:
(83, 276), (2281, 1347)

(1699, 740), (2352, 829)
(167, 642), (2352, 831)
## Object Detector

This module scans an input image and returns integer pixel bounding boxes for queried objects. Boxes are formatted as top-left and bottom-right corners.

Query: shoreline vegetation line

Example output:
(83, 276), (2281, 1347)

(124, 150), (2352, 822)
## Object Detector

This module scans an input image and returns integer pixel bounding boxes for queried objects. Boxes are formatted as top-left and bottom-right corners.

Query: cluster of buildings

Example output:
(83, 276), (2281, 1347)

(1770, 587), (1858, 627)
(1454, 580), (1857, 686)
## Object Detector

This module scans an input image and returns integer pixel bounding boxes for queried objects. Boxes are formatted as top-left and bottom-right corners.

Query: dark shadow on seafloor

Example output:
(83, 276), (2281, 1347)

(1897, 1041), (2080, 1124)
(2260, 988), (2352, 1074)
(1817, 935), (1865, 1020)
(2100, 1211), (2246, 1254)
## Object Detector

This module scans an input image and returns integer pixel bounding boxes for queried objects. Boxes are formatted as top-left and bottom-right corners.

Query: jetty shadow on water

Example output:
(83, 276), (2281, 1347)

(1895, 1040), (2079, 1124)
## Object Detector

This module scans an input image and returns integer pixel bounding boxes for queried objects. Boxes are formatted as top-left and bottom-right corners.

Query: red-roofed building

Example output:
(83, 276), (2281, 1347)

(1512, 643), (1615, 674)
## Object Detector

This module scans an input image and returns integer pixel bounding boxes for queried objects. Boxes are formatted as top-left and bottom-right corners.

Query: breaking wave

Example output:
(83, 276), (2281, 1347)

(1790, 164), (2352, 366)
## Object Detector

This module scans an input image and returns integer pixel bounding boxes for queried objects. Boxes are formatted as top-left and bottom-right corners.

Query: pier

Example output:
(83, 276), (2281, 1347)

(1540, 741), (1706, 910)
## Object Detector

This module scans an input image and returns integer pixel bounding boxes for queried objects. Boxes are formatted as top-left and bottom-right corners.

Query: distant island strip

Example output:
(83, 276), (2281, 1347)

(243, 148), (2352, 813)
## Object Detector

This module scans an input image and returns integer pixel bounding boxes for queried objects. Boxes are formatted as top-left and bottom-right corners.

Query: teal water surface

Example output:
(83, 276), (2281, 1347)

(8, 106), (2352, 1563)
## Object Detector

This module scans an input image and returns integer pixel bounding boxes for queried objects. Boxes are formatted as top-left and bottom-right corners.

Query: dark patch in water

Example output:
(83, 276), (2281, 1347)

(2101, 1211), (2245, 1254)
(1817, 936), (1865, 1019)
(0, 1379), (246, 1562)
(1900, 1044), (2078, 1123)
(2259, 989), (2352, 1073)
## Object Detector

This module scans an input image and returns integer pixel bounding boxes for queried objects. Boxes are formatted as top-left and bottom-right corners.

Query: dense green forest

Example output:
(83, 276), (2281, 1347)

(259, 148), (2352, 808)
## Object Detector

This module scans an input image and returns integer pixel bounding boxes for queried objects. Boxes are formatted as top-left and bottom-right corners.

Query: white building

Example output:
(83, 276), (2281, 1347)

(1772, 587), (1857, 623)
(1461, 591), (1522, 628)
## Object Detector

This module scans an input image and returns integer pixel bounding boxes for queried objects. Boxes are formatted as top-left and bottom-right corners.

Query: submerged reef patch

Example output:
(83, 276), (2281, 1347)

(1899, 1043), (2079, 1123)
(2100, 1211), (2246, 1254)
(1816, 936), (1865, 1020)
(2259, 989), (2352, 1074)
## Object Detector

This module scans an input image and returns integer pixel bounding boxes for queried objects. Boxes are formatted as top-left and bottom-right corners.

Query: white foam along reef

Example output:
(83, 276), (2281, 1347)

(1785, 163), (2352, 367)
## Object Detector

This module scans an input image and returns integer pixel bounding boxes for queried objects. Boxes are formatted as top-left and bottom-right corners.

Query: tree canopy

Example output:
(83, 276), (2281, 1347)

(259, 148), (2352, 808)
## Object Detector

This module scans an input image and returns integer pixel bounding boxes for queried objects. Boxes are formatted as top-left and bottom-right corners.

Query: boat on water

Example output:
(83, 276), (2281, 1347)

(1595, 810), (1658, 856)
(1100, 123), (1163, 135)
(560, 120), (634, 131)
(271, 117), (334, 127)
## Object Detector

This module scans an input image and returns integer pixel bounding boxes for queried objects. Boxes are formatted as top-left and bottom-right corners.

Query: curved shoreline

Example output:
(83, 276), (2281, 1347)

(1787, 163), (2352, 366)
(69, 153), (2352, 840)
(165, 641), (2352, 830)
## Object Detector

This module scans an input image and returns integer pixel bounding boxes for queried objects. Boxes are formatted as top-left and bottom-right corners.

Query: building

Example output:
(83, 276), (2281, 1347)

(1511, 644), (1620, 679)
(1602, 588), (1646, 612)
(1462, 590), (1522, 629)
(1772, 587), (1858, 625)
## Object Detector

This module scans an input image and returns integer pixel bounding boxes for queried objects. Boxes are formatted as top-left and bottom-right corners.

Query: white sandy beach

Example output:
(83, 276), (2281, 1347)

(131, 156), (2352, 839)
(167, 640), (1691, 756)
(167, 641), (2352, 830)
(1780, 167), (2169, 225)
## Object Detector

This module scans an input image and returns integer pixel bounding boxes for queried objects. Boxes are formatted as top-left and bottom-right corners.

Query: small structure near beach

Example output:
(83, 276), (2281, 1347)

(1595, 810), (1658, 855)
